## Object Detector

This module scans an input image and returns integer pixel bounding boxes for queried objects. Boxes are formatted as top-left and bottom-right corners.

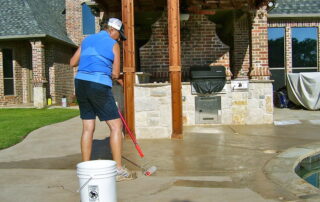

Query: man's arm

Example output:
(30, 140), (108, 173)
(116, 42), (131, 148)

(70, 46), (81, 67)
(112, 43), (124, 86)
(112, 43), (121, 79)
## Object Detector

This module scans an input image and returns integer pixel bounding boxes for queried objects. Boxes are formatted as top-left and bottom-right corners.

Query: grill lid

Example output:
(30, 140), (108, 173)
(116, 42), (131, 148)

(190, 66), (226, 94)
(190, 66), (226, 79)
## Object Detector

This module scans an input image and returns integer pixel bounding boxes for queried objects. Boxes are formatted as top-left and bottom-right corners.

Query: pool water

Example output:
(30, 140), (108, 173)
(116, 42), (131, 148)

(296, 154), (320, 188)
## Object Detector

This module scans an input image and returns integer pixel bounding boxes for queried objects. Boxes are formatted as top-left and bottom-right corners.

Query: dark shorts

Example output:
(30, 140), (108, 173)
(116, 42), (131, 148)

(75, 79), (120, 121)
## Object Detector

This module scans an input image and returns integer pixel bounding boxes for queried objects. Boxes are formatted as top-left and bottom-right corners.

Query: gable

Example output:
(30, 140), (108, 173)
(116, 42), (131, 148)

(0, 0), (74, 45)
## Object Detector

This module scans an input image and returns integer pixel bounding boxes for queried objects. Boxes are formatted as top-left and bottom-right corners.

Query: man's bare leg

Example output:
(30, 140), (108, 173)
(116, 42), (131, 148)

(81, 119), (95, 161)
(106, 118), (123, 168)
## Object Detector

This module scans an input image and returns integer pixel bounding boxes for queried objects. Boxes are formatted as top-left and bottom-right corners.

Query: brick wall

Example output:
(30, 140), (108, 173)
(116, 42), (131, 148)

(0, 40), (75, 106)
(268, 19), (320, 73)
(0, 50), (3, 100)
(20, 43), (32, 104)
(14, 46), (23, 103)
(66, 0), (83, 45)
(30, 40), (46, 85)
(21, 52), (30, 104)
(233, 13), (250, 78)
(49, 43), (75, 104)
(140, 12), (230, 81)
(0, 41), (30, 105)
(66, 0), (101, 46)
(46, 43), (55, 100)
(249, 7), (270, 80)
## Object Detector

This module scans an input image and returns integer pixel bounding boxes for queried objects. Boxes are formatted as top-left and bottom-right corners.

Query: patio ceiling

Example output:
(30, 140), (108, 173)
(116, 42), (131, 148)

(93, 0), (271, 13)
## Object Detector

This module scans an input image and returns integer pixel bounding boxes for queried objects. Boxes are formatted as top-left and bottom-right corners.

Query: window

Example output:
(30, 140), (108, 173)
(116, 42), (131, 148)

(82, 3), (95, 35)
(268, 28), (285, 68)
(292, 27), (318, 68)
(268, 28), (285, 91)
(3, 49), (14, 95)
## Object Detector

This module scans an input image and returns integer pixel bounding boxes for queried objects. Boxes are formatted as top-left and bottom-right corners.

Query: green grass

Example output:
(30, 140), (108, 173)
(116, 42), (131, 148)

(0, 108), (79, 150)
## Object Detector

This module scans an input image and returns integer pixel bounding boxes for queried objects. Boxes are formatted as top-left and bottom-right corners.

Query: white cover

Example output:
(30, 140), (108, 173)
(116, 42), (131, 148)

(287, 72), (320, 110)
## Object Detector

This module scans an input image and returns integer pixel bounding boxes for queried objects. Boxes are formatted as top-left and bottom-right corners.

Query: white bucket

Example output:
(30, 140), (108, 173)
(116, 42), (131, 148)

(77, 160), (117, 202)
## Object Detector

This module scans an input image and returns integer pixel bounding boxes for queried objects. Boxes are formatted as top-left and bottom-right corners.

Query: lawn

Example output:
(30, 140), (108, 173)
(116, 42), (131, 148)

(0, 108), (79, 150)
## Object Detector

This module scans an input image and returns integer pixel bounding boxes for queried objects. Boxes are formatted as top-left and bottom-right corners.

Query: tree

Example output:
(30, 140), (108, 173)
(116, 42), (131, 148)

(292, 38), (317, 67)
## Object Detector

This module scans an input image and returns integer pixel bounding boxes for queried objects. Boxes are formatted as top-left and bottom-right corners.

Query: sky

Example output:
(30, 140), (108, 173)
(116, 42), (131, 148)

(268, 27), (318, 41)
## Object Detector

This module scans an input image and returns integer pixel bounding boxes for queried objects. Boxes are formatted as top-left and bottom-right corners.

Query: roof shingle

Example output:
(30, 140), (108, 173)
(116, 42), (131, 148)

(0, 0), (74, 45)
(269, 0), (320, 17)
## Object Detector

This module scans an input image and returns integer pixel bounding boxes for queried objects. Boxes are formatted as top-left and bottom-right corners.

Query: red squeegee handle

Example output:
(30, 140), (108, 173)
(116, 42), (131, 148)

(118, 109), (144, 158)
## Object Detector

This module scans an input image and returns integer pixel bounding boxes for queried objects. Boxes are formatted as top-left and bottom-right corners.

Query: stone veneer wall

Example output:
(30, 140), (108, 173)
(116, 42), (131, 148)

(182, 82), (273, 125)
(112, 81), (273, 139)
(134, 84), (172, 139)
(140, 12), (230, 80)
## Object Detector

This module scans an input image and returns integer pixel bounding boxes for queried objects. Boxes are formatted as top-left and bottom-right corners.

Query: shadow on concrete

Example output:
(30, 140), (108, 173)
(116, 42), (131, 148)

(0, 154), (82, 169)
(0, 138), (113, 170)
(91, 137), (112, 160)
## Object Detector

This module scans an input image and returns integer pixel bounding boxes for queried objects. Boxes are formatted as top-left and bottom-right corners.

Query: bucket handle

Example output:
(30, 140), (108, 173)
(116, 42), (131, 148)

(76, 176), (93, 193)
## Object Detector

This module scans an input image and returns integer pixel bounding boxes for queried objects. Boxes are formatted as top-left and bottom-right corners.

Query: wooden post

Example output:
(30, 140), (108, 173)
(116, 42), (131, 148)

(168, 0), (183, 139)
(122, 0), (136, 135)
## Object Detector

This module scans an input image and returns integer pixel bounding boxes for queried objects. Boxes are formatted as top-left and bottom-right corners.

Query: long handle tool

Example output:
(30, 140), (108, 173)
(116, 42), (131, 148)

(118, 109), (144, 158)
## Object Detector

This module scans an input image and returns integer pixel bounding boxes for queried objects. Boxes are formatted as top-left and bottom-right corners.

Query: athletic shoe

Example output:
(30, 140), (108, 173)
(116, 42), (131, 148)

(116, 166), (137, 182)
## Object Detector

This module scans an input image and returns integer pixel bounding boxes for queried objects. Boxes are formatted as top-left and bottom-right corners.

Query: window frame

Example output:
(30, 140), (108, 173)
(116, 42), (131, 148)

(268, 27), (286, 69)
(2, 48), (15, 96)
(291, 27), (318, 69)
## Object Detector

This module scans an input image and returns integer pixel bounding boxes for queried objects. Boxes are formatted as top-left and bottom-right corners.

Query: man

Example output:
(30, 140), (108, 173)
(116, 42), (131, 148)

(70, 18), (135, 181)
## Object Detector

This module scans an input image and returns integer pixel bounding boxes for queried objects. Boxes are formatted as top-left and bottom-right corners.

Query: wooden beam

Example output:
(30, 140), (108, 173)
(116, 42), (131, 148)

(122, 0), (136, 136)
(167, 0), (183, 139)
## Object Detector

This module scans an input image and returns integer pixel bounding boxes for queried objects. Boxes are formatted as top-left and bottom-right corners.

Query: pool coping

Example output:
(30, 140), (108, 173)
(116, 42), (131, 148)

(264, 142), (320, 200)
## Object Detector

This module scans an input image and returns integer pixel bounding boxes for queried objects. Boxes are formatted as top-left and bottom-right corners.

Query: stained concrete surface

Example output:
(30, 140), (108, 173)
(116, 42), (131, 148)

(0, 108), (319, 201)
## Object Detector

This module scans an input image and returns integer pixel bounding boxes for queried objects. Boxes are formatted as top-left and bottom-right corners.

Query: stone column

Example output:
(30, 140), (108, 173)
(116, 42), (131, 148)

(249, 7), (271, 80)
(30, 40), (47, 108)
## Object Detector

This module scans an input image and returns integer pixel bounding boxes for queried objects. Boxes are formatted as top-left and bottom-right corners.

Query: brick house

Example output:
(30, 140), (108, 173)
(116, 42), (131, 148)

(1, 0), (318, 136)
(0, 0), (100, 107)
(268, 0), (320, 91)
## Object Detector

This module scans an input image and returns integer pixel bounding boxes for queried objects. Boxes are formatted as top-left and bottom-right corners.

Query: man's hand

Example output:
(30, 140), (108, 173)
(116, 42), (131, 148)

(114, 74), (124, 87)
(116, 78), (124, 87)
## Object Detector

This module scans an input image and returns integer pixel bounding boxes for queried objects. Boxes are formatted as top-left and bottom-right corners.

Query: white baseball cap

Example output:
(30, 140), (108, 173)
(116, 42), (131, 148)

(107, 18), (127, 41)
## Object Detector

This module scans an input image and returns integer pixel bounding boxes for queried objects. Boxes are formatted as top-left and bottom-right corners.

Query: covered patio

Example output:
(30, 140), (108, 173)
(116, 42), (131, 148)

(89, 0), (274, 139)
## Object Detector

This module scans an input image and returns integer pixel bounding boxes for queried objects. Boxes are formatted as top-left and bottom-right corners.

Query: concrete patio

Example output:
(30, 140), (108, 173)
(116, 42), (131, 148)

(0, 108), (320, 201)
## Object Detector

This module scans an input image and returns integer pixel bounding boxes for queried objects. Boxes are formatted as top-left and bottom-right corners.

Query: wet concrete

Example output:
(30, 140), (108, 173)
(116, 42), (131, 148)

(0, 108), (320, 201)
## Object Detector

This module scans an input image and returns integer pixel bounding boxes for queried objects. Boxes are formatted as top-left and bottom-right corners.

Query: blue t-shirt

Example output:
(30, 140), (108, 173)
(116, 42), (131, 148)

(75, 31), (117, 87)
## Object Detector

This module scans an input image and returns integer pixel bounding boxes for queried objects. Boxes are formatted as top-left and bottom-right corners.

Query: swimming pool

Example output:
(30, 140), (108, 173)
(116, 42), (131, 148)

(296, 154), (320, 188)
